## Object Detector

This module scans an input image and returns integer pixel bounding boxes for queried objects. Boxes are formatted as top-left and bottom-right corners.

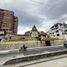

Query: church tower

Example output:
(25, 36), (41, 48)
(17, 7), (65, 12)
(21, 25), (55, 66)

(31, 25), (39, 38)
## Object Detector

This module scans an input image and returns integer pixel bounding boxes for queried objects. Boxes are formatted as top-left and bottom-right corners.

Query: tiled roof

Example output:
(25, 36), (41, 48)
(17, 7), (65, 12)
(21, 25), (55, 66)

(39, 31), (47, 36)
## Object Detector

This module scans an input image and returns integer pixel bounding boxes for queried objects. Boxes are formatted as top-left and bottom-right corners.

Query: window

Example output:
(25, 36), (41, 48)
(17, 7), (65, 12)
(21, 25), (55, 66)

(56, 30), (58, 33)
(53, 32), (54, 34)
(54, 24), (58, 29)
(53, 35), (55, 37)
(57, 34), (60, 36)
(64, 30), (67, 34)
(55, 27), (58, 29)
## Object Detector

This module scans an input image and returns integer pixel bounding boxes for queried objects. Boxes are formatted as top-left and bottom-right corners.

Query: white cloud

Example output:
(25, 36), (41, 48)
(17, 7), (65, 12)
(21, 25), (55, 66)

(0, 0), (12, 3)
(0, 0), (67, 34)
(3, 0), (12, 3)
(18, 26), (31, 34)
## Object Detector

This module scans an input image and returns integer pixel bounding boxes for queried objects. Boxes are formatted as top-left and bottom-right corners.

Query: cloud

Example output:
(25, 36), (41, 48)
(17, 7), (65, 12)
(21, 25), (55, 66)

(0, 0), (67, 34)
(18, 25), (31, 34)
(40, 0), (67, 19)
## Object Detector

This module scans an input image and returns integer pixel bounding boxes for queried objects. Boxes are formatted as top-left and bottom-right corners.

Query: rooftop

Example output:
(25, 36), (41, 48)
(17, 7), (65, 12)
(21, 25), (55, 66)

(31, 25), (38, 31)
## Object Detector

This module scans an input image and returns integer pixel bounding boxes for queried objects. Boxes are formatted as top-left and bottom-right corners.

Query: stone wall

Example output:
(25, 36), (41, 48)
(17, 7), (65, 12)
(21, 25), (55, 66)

(0, 41), (41, 50)
(0, 40), (64, 50)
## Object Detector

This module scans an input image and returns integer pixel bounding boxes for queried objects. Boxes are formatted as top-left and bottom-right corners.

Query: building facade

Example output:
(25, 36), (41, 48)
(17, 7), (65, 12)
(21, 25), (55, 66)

(9, 25), (49, 41)
(39, 31), (49, 41)
(47, 23), (67, 39)
(0, 9), (18, 36)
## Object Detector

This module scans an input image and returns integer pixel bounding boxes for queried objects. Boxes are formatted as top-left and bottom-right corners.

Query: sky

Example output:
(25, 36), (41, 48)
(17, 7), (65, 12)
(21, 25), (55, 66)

(0, 0), (67, 34)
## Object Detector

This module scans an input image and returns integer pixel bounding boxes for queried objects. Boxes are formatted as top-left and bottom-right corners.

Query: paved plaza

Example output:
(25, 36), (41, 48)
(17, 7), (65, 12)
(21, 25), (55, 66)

(26, 55), (67, 67)
(0, 45), (66, 65)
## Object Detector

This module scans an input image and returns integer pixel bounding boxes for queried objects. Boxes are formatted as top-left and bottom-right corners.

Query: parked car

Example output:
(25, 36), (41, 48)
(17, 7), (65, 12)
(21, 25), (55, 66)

(64, 40), (67, 47)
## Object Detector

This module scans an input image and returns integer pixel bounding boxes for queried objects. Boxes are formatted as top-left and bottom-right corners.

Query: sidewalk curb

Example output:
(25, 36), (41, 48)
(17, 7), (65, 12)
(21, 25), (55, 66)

(3, 49), (67, 65)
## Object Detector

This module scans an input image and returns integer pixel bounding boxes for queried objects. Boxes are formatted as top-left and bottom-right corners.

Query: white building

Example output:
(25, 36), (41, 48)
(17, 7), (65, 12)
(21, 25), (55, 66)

(47, 23), (67, 39)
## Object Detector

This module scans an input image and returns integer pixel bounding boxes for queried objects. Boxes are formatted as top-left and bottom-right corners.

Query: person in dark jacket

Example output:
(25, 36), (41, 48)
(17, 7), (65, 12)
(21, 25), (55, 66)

(23, 44), (27, 51)
(19, 44), (27, 52)
(45, 40), (51, 46)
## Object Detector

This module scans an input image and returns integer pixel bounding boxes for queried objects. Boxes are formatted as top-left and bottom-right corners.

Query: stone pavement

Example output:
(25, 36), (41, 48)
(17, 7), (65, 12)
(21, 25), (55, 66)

(4, 54), (67, 67)
(25, 55), (67, 67)
(0, 49), (24, 65)
(0, 45), (65, 65)
(0, 49), (18, 54)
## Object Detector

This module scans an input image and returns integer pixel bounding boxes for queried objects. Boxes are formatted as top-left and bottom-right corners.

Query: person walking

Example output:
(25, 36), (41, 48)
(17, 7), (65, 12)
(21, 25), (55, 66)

(23, 44), (27, 51)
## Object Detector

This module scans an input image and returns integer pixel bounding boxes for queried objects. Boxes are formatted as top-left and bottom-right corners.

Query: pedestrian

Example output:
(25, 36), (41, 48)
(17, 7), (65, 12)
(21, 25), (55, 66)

(23, 44), (27, 51)
(45, 40), (51, 46)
